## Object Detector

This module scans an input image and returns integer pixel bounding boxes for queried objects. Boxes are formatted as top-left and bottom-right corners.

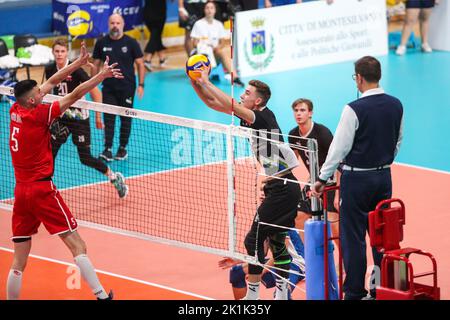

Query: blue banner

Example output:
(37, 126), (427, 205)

(52, 0), (143, 39)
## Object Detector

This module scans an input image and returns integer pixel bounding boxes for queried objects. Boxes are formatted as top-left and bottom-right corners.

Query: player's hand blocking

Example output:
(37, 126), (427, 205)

(75, 41), (93, 69)
(191, 62), (211, 86)
(100, 56), (124, 80)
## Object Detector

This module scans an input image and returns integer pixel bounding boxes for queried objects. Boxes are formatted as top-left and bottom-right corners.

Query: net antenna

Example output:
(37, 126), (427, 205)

(230, 15), (236, 125)
(226, 15), (243, 257)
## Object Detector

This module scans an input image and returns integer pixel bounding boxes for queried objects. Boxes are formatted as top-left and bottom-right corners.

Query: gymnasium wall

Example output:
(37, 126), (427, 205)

(0, 0), (266, 38)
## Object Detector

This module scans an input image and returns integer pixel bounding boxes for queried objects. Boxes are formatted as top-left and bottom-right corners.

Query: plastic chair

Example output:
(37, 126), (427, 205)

(13, 34), (38, 79)
(388, 31), (419, 50)
(13, 34), (38, 56)
(0, 38), (18, 88)
(0, 39), (8, 57)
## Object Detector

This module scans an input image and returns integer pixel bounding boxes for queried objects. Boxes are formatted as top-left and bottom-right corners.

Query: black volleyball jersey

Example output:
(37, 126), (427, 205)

(240, 107), (298, 176)
(288, 122), (333, 172)
(45, 60), (91, 120)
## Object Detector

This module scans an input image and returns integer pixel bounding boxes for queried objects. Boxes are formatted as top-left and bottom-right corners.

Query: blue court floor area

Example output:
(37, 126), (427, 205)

(136, 50), (450, 173)
(1, 49), (449, 200)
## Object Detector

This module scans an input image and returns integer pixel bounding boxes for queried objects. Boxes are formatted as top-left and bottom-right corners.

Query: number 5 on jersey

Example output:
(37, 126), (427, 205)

(11, 126), (20, 152)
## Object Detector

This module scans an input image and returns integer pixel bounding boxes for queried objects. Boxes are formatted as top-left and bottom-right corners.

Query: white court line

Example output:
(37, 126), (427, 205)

(394, 162), (450, 175)
(0, 203), (12, 211)
(0, 246), (214, 300)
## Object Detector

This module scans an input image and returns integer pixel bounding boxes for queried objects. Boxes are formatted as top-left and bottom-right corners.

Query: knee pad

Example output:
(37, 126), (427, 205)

(229, 265), (246, 288)
(244, 234), (255, 256)
(261, 271), (276, 289)
(270, 235), (290, 264)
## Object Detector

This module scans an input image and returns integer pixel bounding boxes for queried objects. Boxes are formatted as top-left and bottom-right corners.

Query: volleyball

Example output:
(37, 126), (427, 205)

(67, 10), (93, 37)
(186, 54), (211, 80)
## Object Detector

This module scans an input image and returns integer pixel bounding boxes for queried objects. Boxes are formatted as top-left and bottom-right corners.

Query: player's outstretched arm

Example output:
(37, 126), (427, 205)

(88, 86), (104, 129)
(58, 56), (123, 114)
(190, 65), (254, 123)
(40, 42), (92, 96)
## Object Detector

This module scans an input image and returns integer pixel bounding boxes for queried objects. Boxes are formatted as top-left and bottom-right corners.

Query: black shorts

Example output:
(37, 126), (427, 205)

(179, 2), (206, 31)
(256, 172), (301, 233)
(103, 87), (135, 109)
(50, 117), (91, 148)
(297, 185), (338, 214)
(230, 0), (259, 12)
(406, 0), (435, 9)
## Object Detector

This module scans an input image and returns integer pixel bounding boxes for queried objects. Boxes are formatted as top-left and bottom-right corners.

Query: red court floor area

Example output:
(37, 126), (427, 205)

(0, 163), (449, 300)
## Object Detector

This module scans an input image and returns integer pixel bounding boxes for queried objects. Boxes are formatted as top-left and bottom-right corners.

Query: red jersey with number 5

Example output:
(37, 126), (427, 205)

(9, 101), (62, 183)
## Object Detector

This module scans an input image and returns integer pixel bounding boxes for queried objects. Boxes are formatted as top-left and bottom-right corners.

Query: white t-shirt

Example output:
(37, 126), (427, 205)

(190, 18), (229, 48)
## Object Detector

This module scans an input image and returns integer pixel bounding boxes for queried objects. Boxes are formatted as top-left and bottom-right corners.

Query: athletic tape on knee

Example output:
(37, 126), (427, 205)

(229, 265), (246, 288)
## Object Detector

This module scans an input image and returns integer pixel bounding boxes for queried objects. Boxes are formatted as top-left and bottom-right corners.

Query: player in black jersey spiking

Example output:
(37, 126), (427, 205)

(190, 65), (301, 300)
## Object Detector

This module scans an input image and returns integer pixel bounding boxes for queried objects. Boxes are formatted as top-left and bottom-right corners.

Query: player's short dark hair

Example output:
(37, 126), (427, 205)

(291, 98), (313, 112)
(14, 80), (37, 99)
(354, 56), (381, 83)
(249, 80), (271, 106)
(52, 38), (68, 49)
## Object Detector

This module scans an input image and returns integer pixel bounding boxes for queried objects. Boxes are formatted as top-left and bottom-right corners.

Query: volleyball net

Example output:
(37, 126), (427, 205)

(0, 86), (320, 265)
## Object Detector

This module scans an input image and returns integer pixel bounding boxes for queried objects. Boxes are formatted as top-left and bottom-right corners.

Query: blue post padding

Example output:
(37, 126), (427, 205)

(261, 271), (276, 289)
(229, 265), (247, 288)
(305, 219), (339, 300)
(388, 31), (419, 50)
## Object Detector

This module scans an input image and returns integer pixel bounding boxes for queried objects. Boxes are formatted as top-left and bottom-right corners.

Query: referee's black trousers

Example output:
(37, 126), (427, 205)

(102, 87), (135, 149)
(340, 168), (391, 300)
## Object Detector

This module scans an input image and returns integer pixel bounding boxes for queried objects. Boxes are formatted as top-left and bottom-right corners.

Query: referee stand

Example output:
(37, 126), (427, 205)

(368, 199), (440, 300)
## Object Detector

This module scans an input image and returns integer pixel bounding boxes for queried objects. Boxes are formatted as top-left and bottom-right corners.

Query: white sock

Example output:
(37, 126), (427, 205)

(275, 278), (289, 300)
(74, 254), (108, 299)
(244, 281), (260, 300)
(7, 269), (22, 300)
(107, 170), (117, 181)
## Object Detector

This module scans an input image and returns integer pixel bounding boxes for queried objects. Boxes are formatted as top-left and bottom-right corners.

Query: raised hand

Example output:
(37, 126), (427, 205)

(100, 56), (124, 80)
(76, 41), (91, 67)
(192, 62), (211, 85)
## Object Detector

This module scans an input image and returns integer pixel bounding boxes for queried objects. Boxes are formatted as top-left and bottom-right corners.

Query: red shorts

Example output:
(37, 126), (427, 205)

(12, 180), (78, 240)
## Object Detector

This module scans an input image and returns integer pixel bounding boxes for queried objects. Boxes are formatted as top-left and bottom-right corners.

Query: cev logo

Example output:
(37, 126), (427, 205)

(112, 6), (140, 16)
(67, 10), (93, 36)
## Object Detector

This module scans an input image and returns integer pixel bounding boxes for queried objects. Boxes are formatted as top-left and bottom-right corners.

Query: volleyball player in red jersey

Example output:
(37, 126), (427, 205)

(7, 43), (123, 300)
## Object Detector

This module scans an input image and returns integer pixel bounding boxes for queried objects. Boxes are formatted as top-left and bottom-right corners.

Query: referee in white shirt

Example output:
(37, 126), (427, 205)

(312, 56), (404, 300)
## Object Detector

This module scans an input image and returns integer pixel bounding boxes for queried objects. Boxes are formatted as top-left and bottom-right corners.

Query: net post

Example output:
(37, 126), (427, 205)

(323, 190), (329, 300)
(226, 125), (236, 255)
(307, 138), (321, 219)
